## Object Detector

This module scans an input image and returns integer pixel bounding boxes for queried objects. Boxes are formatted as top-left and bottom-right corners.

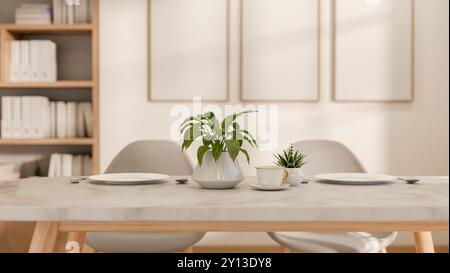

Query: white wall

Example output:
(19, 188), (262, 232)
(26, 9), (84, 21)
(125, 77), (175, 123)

(100, 0), (449, 246)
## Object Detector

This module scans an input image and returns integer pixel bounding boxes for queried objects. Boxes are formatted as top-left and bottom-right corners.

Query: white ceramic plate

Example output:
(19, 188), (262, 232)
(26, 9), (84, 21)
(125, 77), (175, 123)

(250, 183), (290, 191)
(88, 173), (170, 185)
(315, 173), (396, 185)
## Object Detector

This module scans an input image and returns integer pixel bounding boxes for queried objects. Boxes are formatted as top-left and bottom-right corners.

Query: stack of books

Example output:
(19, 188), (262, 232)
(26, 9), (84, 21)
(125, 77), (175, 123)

(15, 3), (52, 25)
(0, 163), (20, 183)
(1, 96), (93, 139)
(9, 40), (57, 82)
(53, 0), (92, 24)
(48, 154), (92, 177)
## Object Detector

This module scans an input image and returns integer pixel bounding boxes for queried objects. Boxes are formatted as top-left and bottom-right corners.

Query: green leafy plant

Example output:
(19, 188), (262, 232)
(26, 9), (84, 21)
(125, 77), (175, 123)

(274, 144), (307, 169)
(180, 111), (257, 166)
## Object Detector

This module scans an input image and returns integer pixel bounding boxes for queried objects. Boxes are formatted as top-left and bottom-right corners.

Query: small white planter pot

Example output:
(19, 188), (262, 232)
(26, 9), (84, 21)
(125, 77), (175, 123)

(192, 151), (244, 189)
(284, 168), (305, 187)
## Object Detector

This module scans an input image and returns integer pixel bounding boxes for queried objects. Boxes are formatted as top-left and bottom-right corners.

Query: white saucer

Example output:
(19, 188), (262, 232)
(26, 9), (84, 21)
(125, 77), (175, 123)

(250, 183), (290, 191)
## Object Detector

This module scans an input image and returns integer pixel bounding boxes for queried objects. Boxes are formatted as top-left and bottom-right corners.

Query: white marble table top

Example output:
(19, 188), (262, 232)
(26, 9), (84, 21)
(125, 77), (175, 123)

(0, 176), (448, 222)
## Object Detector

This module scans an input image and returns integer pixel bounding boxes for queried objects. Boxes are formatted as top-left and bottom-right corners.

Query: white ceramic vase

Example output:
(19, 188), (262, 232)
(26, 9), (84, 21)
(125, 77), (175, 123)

(192, 151), (244, 189)
(284, 168), (305, 186)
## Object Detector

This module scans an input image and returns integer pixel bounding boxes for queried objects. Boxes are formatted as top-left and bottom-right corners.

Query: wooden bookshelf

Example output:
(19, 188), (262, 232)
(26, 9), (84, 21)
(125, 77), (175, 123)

(0, 24), (94, 34)
(0, 0), (100, 174)
(0, 138), (94, 146)
(0, 80), (94, 88)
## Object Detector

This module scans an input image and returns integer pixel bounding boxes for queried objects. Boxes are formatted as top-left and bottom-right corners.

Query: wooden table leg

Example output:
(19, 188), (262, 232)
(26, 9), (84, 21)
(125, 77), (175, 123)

(82, 244), (95, 253)
(29, 222), (60, 253)
(66, 232), (86, 253)
(414, 232), (435, 253)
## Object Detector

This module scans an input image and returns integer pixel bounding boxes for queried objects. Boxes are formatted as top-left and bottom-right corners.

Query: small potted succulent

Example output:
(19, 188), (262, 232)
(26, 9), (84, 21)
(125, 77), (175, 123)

(180, 111), (257, 189)
(274, 144), (307, 186)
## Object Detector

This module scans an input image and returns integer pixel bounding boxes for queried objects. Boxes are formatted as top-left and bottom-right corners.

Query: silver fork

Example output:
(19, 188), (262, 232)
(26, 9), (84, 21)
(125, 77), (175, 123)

(301, 178), (310, 184)
(69, 176), (88, 184)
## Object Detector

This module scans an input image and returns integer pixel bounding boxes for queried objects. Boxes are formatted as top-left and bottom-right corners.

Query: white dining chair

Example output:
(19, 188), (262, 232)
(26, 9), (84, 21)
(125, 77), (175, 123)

(268, 140), (398, 253)
(85, 140), (205, 253)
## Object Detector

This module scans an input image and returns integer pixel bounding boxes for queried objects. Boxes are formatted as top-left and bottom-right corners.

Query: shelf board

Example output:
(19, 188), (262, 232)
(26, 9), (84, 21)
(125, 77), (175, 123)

(0, 24), (94, 35)
(0, 81), (94, 89)
(0, 138), (95, 146)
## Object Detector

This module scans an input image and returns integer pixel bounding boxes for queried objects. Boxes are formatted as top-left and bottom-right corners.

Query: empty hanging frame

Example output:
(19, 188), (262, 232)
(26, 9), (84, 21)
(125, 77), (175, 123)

(240, 0), (320, 102)
(149, 0), (230, 102)
(333, 0), (415, 102)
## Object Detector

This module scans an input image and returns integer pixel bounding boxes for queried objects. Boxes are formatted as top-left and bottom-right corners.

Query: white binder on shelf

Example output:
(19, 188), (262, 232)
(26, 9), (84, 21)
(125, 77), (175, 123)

(39, 41), (50, 82)
(21, 97), (33, 138)
(49, 41), (57, 81)
(56, 101), (67, 138)
(20, 41), (31, 82)
(1, 97), (13, 138)
(11, 97), (22, 138)
(67, 4), (74, 24)
(48, 153), (62, 177)
(72, 155), (83, 176)
(66, 102), (77, 138)
(75, 0), (89, 23)
(62, 154), (73, 176)
(49, 102), (56, 138)
(41, 97), (51, 138)
(10, 41), (21, 82)
(61, 0), (67, 24)
(31, 97), (41, 138)
(39, 41), (57, 82)
(76, 103), (85, 137)
(53, 0), (62, 24)
(83, 103), (93, 137)
(30, 40), (41, 82)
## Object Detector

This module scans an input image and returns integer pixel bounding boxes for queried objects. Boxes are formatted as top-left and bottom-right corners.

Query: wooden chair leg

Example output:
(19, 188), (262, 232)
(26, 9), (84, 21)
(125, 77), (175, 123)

(281, 246), (291, 253)
(184, 247), (194, 253)
(414, 232), (435, 253)
(29, 222), (60, 253)
(66, 232), (86, 253)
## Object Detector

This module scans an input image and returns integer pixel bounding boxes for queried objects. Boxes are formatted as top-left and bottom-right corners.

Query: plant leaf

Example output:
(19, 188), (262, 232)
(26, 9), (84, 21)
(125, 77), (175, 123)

(183, 123), (202, 142)
(182, 140), (194, 151)
(225, 140), (240, 161)
(202, 138), (212, 147)
(179, 121), (197, 135)
(240, 148), (250, 164)
(179, 115), (205, 129)
(273, 145), (307, 168)
(197, 145), (210, 166)
(212, 143), (224, 161)
(221, 111), (256, 134)
(238, 129), (258, 147)
(203, 112), (215, 120)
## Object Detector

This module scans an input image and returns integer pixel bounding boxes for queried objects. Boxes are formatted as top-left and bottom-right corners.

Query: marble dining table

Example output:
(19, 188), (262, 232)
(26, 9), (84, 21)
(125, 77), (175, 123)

(0, 176), (448, 253)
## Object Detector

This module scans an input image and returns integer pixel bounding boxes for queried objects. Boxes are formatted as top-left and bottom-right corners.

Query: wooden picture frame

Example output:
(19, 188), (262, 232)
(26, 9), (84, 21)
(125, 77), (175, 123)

(332, 0), (415, 103)
(239, 0), (321, 103)
(148, 0), (230, 102)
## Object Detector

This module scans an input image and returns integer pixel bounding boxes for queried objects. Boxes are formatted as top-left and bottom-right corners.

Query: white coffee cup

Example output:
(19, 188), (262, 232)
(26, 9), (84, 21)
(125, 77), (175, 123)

(255, 166), (288, 188)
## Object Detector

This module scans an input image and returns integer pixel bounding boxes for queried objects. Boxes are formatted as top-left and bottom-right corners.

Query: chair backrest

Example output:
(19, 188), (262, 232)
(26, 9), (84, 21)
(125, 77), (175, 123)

(292, 140), (366, 176)
(105, 140), (193, 175)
